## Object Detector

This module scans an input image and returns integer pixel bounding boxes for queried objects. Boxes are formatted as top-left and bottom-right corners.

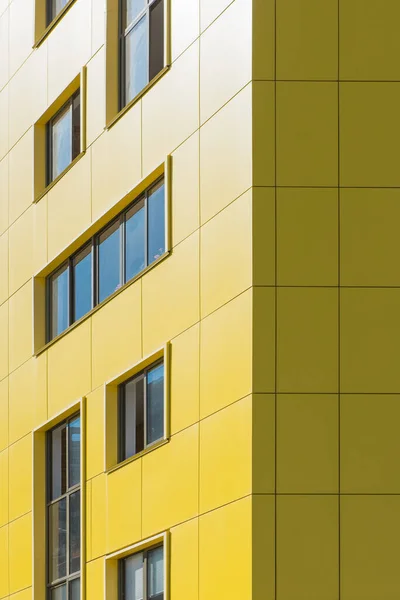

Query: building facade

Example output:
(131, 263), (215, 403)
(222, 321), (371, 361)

(1, 1), (400, 599)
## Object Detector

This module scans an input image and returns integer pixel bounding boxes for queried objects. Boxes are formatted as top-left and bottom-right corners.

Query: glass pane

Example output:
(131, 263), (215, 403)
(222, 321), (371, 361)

(50, 0), (69, 21)
(50, 264), (69, 339)
(51, 584), (67, 600)
(146, 363), (164, 445)
(49, 498), (67, 582)
(72, 92), (81, 161)
(124, 552), (144, 600)
(73, 245), (92, 322)
(122, 376), (145, 459)
(125, 16), (148, 103)
(50, 424), (67, 500)
(148, 546), (164, 598)
(69, 491), (81, 575)
(68, 415), (81, 488)
(147, 181), (165, 264)
(69, 578), (80, 600)
(126, 0), (146, 26)
(98, 220), (121, 303)
(51, 103), (72, 181)
(125, 199), (145, 282)
(149, 0), (164, 80)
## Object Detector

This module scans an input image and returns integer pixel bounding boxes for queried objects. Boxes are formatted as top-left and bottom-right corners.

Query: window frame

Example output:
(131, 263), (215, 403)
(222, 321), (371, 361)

(119, 0), (164, 110)
(46, 0), (73, 27)
(118, 358), (165, 463)
(118, 543), (164, 600)
(46, 412), (81, 599)
(46, 175), (165, 342)
(46, 89), (81, 186)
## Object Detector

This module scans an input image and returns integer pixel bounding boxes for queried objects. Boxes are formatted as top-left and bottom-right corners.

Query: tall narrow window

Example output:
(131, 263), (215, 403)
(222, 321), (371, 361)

(120, 545), (164, 600)
(119, 361), (164, 461)
(47, 90), (81, 184)
(121, 0), (164, 108)
(48, 414), (81, 599)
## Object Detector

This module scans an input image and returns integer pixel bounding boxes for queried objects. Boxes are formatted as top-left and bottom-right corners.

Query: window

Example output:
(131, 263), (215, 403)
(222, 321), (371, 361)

(120, 545), (164, 600)
(120, 0), (164, 108)
(47, 0), (71, 25)
(46, 177), (165, 342)
(47, 414), (81, 600)
(119, 360), (164, 462)
(47, 90), (81, 185)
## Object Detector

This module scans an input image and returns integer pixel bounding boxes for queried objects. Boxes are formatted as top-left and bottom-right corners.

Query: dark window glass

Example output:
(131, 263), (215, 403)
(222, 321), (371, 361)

(50, 264), (69, 340)
(51, 584), (67, 600)
(48, 91), (81, 185)
(125, 199), (145, 281)
(51, 424), (67, 500)
(98, 220), (121, 303)
(69, 491), (80, 574)
(121, 546), (164, 600)
(148, 546), (164, 599)
(126, 15), (148, 103)
(49, 498), (67, 582)
(69, 578), (80, 600)
(124, 552), (144, 600)
(147, 363), (164, 445)
(68, 415), (81, 489)
(73, 245), (92, 322)
(149, 0), (164, 81)
(148, 180), (165, 264)
(49, 0), (69, 23)
(122, 375), (145, 459)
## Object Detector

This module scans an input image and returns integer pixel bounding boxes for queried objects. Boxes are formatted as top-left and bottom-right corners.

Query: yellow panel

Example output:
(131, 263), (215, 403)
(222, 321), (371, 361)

(200, 0), (251, 124)
(91, 0), (105, 53)
(86, 557), (104, 600)
(171, 0), (199, 61)
(9, 513), (32, 594)
(86, 387), (104, 480)
(252, 394), (275, 494)
(86, 48), (105, 147)
(91, 102), (141, 221)
(86, 480), (92, 561)
(9, 283), (32, 374)
(91, 474), (107, 559)
(0, 231), (8, 305)
(9, 434), (32, 521)
(0, 88), (9, 162)
(0, 449), (8, 527)
(142, 232), (199, 356)
(201, 191), (252, 317)
(341, 188), (400, 286)
(276, 0), (338, 80)
(170, 324), (199, 435)
(341, 288), (400, 393)
(277, 188), (338, 286)
(171, 132), (199, 247)
(200, 397), (251, 513)
(9, 0), (33, 77)
(107, 460), (141, 552)
(142, 42), (199, 175)
(8, 207), (33, 296)
(277, 495), (339, 600)
(48, 320), (91, 418)
(0, 302), (8, 381)
(47, 0), (91, 103)
(340, 0), (400, 81)
(253, 188), (275, 286)
(92, 281), (142, 389)
(0, 378), (8, 452)
(277, 394), (338, 493)
(9, 589), (31, 600)
(142, 425), (198, 538)
(253, 0), (275, 80)
(277, 81), (338, 186)
(0, 156), (8, 235)
(33, 352), (47, 430)
(0, 525), (8, 598)
(253, 287), (275, 393)
(33, 193), (47, 274)
(277, 287), (338, 393)
(341, 394), (400, 493)
(200, 290), (252, 418)
(340, 82), (400, 187)
(200, 0), (232, 31)
(47, 151), (91, 260)
(199, 497), (252, 600)
(9, 359), (34, 445)
(252, 81), (275, 187)
(200, 85), (252, 224)
(170, 519), (198, 600)
(341, 496), (400, 599)
(0, 10), (8, 91)
(253, 495), (275, 600)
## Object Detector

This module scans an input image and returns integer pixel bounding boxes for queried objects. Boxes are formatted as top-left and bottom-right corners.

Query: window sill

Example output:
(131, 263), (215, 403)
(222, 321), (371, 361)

(33, 0), (78, 48)
(34, 151), (85, 204)
(106, 65), (170, 130)
(106, 437), (170, 475)
(34, 250), (170, 356)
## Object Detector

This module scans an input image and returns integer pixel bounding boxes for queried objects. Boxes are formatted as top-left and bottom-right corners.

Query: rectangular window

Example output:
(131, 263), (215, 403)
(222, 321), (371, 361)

(119, 360), (164, 462)
(47, 414), (81, 599)
(120, 545), (164, 600)
(120, 0), (164, 108)
(47, 90), (81, 185)
(46, 177), (165, 342)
